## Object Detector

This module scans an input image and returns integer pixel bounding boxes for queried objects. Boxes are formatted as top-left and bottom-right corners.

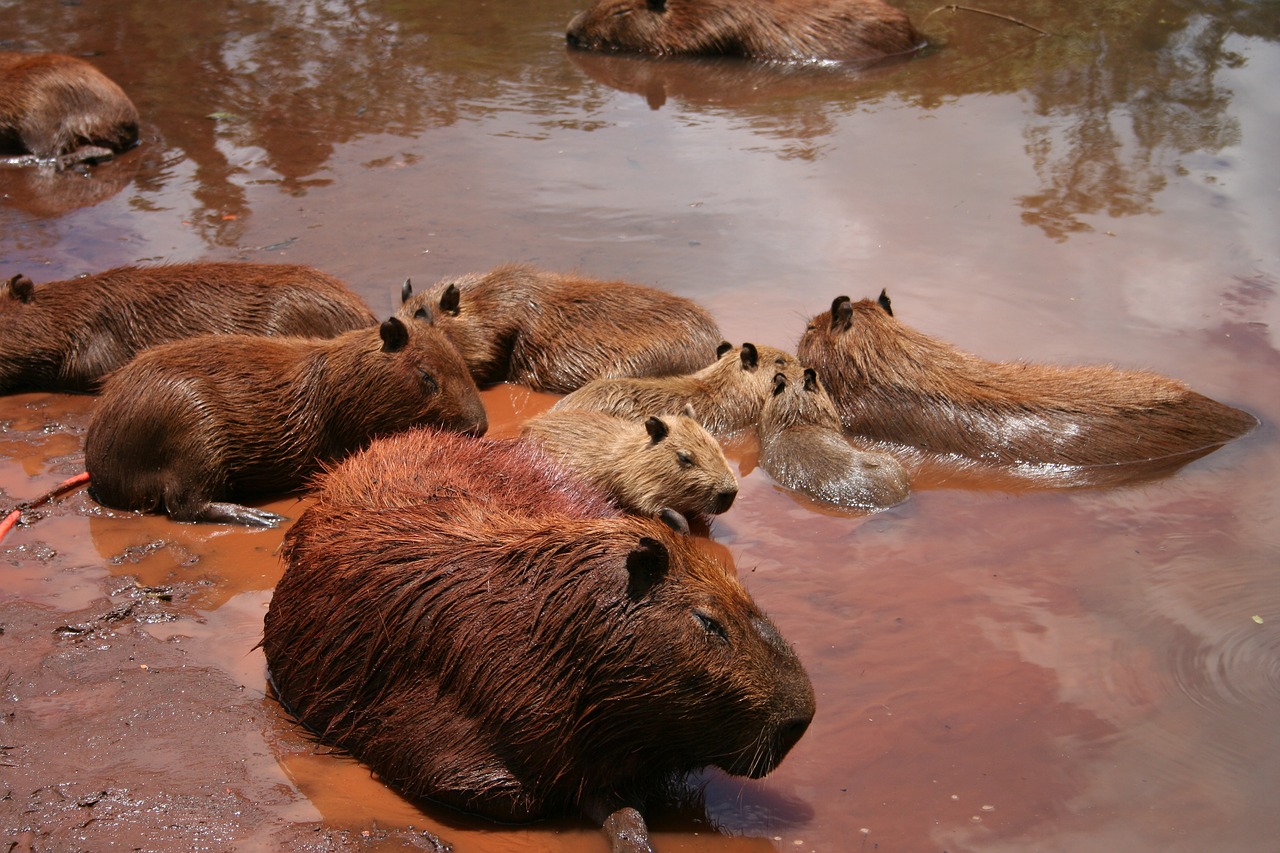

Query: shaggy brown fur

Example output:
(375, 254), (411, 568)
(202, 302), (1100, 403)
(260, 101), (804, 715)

(263, 428), (814, 850)
(397, 263), (722, 393)
(566, 0), (925, 63)
(84, 318), (486, 527)
(0, 263), (376, 395)
(758, 367), (909, 510)
(796, 292), (1258, 473)
(554, 341), (800, 437)
(0, 52), (139, 166)
(522, 409), (738, 516)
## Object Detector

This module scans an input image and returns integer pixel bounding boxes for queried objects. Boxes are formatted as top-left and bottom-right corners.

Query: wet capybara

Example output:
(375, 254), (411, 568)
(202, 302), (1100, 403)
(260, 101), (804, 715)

(521, 409), (738, 516)
(565, 0), (925, 64)
(0, 263), (377, 395)
(0, 52), (139, 166)
(796, 292), (1259, 472)
(262, 427), (815, 851)
(84, 317), (486, 527)
(758, 368), (909, 510)
(397, 263), (722, 393)
(554, 341), (801, 437)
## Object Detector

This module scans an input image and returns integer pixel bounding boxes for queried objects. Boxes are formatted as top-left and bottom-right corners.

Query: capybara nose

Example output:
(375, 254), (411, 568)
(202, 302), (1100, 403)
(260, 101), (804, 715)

(713, 489), (737, 514)
(775, 715), (812, 759)
(566, 31), (581, 48)
(466, 415), (489, 438)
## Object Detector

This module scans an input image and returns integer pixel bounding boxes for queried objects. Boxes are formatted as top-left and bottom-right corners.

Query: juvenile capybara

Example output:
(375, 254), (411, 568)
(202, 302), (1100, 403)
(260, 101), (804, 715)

(0, 262), (377, 395)
(84, 317), (486, 527)
(758, 368), (910, 510)
(0, 52), (139, 166)
(262, 427), (815, 851)
(554, 341), (800, 437)
(521, 409), (738, 516)
(397, 263), (722, 393)
(796, 292), (1259, 473)
(565, 0), (925, 63)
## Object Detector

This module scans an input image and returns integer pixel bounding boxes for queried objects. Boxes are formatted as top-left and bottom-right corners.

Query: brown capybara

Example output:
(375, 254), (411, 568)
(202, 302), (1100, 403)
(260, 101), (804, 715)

(796, 291), (1259, 473)
(758, 368), (909, 510)
(0, 263), (377, 395)
(397, 263), (722, 393)
(262, 427), (815, 851)
(0, 52), (139, 166)
(84, 317), (486, 527)
(565, 0), (925, 64)
(521, 409), (738, 516)
(554, 341), (800, 437)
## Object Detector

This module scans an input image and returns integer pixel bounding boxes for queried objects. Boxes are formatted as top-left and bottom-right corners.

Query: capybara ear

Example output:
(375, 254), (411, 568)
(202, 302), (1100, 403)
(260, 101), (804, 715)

(771, 372), (787, 396)
(646, 0), (668, 12)
(682, 403), (697, 420)
(657, 507), (690, 535)
(625, 536), (669, 600)
(401, 278), (413, 303)
(645, 416), (669, 444)
(803, 367), (819, 392)
(740, 342), (759, 370)
(831, 296), (854, 331)
(439, 283), (461, 316)
(4, 274), (34, 303)
(716, 340), (733, 358)
(380, 317), (410, 352)
(877, 289), (893, 317)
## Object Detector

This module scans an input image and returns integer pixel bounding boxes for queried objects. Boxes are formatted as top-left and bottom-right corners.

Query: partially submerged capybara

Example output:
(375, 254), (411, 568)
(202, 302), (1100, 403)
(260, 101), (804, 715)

(0, 52), (139, 166)
(565, 0), (925, 63)
(796, 292), (1259, 472)
(397, 263), (722, 393)
(262, 427), (814, 851)
(554, 341), (801, 437)
(84, 317), (486, 526)
(521, 409), (738, 516)
(0, 263), (377, 394)
(758, 367), (909, 510)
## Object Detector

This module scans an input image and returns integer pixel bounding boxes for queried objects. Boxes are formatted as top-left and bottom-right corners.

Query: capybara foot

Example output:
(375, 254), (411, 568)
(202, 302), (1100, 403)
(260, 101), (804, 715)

(603, 807), (654, 853)
(187, 502), (287, 528)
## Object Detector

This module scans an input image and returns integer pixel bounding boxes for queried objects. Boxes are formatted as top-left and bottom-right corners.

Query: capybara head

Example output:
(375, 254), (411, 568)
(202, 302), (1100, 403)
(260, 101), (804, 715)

(400, 273), (512, 384)
(761, 366), (842, 433)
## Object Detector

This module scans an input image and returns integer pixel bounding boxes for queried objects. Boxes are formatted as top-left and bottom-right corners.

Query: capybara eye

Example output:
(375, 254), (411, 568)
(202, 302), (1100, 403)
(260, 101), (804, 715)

(611, 7), (632, 17)
(693, 610), (728, 642)
(418, 369), (439, 394)
(676, 451), (694, 468)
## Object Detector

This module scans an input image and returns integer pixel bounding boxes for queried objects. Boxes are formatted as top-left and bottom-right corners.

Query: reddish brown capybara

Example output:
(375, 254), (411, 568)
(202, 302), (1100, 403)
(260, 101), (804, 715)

(796, 291), (1259, 474)
(565, 0), (925, 63)
(758, 367), (909, 510)
(262, 427), (815, 851)
(0, 52), (139, 166)
(521, 409), (738, 516)
(397, 263), (723, 393)
(554, 341), (801, 438)
(84, 317), (486, 527)
(0, 263), (377, 395)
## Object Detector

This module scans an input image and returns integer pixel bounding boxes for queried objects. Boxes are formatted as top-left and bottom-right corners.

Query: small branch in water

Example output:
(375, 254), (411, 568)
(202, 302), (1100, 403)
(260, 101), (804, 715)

(924, 4), (1054, 37)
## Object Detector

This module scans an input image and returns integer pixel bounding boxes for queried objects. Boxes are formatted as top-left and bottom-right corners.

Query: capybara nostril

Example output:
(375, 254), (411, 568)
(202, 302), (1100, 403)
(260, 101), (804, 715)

(713, 489), (737, 514)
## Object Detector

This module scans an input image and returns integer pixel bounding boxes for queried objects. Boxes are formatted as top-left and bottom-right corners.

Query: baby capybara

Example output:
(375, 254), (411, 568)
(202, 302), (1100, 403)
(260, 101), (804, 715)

(566, 0), (925, 63)
(758, 368), (909, 510)
(84, 317), (486, 527)
(262, 427), (814, 851)
(397, 263), (722, 393)
(554, 341), (800, 437)
(522, 409), (738, 516)
(797, 292), (1258, 472)
(0, 263), (377, 395)
(0, 52), (139, 166)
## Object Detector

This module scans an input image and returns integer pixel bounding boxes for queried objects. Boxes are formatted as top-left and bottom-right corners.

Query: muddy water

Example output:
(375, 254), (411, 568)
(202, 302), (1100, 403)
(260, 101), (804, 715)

(2, 0), (1279, 850)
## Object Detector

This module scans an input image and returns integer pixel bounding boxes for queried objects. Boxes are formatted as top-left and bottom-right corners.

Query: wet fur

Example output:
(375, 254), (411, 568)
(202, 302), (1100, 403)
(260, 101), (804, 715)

(398, 263), (722, 393)
(0, 263), (377, 395)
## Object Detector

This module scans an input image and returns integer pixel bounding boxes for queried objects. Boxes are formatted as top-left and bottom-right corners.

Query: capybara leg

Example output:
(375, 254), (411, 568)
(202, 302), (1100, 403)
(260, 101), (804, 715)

(57, 145), (115, 169)
(171, 500), (286, 528)
(602, 807), (654, 853)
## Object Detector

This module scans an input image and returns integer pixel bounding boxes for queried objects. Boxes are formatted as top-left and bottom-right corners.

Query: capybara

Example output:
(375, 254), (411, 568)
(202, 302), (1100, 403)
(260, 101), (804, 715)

(554, 341), (800, 437)
(397, 263), (722, 393)
(262, 427), (815, 851)
(758, 367), (909, 510)
(796, 291), (1259, 472)
(521, 409), (738, 516)
(0, 263), (377, 395)
(84, 317), (486, 527)
(565, 0), (925, 64)
(0, 52), (139, 166)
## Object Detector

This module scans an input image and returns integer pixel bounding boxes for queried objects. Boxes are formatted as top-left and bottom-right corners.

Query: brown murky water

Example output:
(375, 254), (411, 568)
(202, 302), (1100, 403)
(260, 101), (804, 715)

(3, 1), (1278, 851)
